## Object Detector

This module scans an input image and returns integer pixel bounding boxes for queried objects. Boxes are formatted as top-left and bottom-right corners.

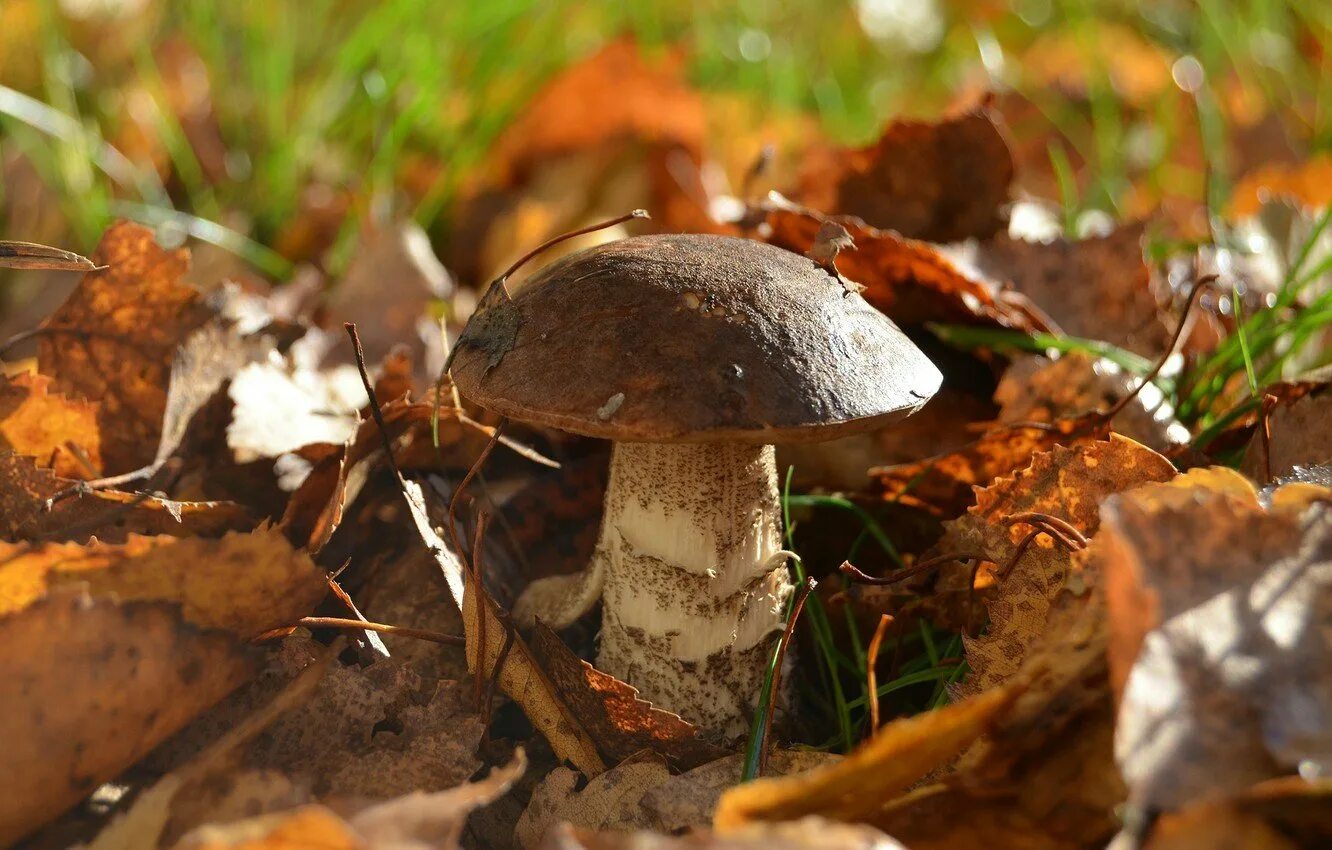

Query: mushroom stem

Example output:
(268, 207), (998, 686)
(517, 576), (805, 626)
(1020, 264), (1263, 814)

(596, 441), (794, 739)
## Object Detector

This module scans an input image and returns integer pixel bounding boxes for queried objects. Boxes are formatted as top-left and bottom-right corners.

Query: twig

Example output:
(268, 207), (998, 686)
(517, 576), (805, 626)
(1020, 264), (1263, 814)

(345, 323), (405, 487)
(755, 576), (816, 778)
(292, 617), (464, 645)
(1099, 272), (1216, 424)
(495, 209), (650, 296)
(1259, 391), (1279, 484)
(866, 613), (894, 735)
(470, 511), (491, 711)
(1004, 511), (1089, 550)
(480, 611), (517, 749)
(839, 553), (990, 587)
(447, 422), (506, 566)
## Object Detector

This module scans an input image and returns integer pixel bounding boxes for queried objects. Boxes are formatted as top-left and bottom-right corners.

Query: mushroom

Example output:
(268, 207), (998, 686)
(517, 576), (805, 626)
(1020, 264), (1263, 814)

(450, 233), (941, 739)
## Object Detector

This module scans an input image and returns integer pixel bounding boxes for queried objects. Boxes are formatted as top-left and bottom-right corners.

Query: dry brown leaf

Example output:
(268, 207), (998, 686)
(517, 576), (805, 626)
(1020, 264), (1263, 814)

(961, 222), (1172, 356)
(871, 413), (1108, 519)
(491, 39), (704, 184)
(765, 209), (1043, 330)
(325, 220), (453, 369)
(793, 106), (1013, 243)
(1242, 391), (1332, 482)
(947, 435), (1176, 698)
(713, 683), (1021, 830)
(995, 352), (1189, 451)
(398, 477), (606, 777)
(517, 753), (672, 848)
(171, 753), (525, 850)
(37, 221), (215, 472)
(0, 451), (252, 543)
(0, 371), (103, 477)
(0, 525), (325, 637)
(530, 622), (726, 769)
(0, 239), (99, 271)
(1100, 486), (1332, 812)
(543, 817), (904, 850)
(0, 588), (257, 845)
(1144, 776), (1332, 850)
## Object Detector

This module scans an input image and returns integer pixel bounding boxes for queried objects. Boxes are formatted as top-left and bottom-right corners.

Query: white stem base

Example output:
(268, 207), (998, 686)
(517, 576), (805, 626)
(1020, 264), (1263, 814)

(595, 441), (794, 740)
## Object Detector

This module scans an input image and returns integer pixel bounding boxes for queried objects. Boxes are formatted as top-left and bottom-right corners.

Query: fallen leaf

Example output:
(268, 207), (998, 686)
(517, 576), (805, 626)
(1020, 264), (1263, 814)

(401, 479), (607, 777)
(1230, 154), (1332, 218)
(530, 622), (727, 769)
(957, 223), (1173, 356)
(0, 525), (325, 637)
(712, 683), (1021, 830)
(792, 106), (1014, 243)
(0, 371), (103, 477)
(765, 209), (1044, 330)
(995, 352), (1189, 451)
(37, 221), (215, 471)
(1242, 391), (1332, 482)
(325, 220), (453, 369)
(871, 414), (1107, 519)
(0, 588), (257, 845)
(1144, 776), (1332, 850)
(516, 753), (672, 848)
(171, 752), (525, 850)
(0, 451), (252, 543)
(543, 817), (905, 850)
(1100, 487), (1332, 811)
(0, 239), (99, 271)
(947, 435), (1176, 698)
(491, 39), (705, 185)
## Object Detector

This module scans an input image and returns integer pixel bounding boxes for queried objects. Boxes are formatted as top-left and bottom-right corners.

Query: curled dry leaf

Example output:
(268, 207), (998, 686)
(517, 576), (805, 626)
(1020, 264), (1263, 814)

(871, 413), (1108, 519)
(0, 451), (252, 543)
(713, 683), (1021, 830)
(1100, 482), (1332, 812)
(765, 209), (1044, 330)
(37, 221), (215, 472)
(956, 222), (1172, 356)
(0, 371), (103, 478)
(530, 622), (727, 769)
(947, 435), (1176, 698)
(0, 239), (99, 271)
(0, 588), (258, 845)
(1143, 776), (1332, 850)
(792, 105), (1014, 243)
(401, 479), (606, 777)
(0, 525), (326, 638)
(995, 352), (1189, 451)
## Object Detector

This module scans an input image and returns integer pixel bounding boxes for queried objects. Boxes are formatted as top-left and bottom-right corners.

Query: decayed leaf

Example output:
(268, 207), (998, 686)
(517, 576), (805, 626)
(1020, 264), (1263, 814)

(1100, 485), (1332, 812)
(1144, 776), (1332, 850)
(959, 222), (1172, 355)
(401, 480), (607, 777)
(713, 683), (1021, 830)
(0, 526), (325, 637)
(0, 239), (99, 271)
(995, 352), (1189, 451)
(172, 753), (525, 850)
(0, 451), (252, 543)
(871, 413), (1108, 518)
(0, 588), (258, 846)
(765, 209), (1043, 330)
(947, 435), (1176, 698)
(517, 753), (672, 848)
(37, 221), (215, 471)
(530, 622), (726, 769)
(543, 817), (905, 850)
(0, 371), (103, 477)
(793, 106), (1013, 243)
(1242, 391), (1332, 482)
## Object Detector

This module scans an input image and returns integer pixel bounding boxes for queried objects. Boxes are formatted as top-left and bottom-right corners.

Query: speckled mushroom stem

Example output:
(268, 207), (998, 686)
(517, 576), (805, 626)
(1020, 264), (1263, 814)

(594, 440), (794, 740)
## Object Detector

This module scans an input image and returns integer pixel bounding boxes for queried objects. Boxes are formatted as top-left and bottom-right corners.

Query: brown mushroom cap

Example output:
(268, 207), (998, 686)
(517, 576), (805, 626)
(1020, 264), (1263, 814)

(450, 234), (942, 444)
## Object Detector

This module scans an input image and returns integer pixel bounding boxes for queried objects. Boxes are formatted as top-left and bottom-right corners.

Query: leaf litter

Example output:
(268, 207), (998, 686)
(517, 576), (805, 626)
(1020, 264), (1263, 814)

(2, 31), (1332, 850)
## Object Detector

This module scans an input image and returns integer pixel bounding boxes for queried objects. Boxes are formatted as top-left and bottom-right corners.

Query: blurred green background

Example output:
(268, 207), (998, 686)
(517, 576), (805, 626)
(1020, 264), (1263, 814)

(1, 0), (1329, 277)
